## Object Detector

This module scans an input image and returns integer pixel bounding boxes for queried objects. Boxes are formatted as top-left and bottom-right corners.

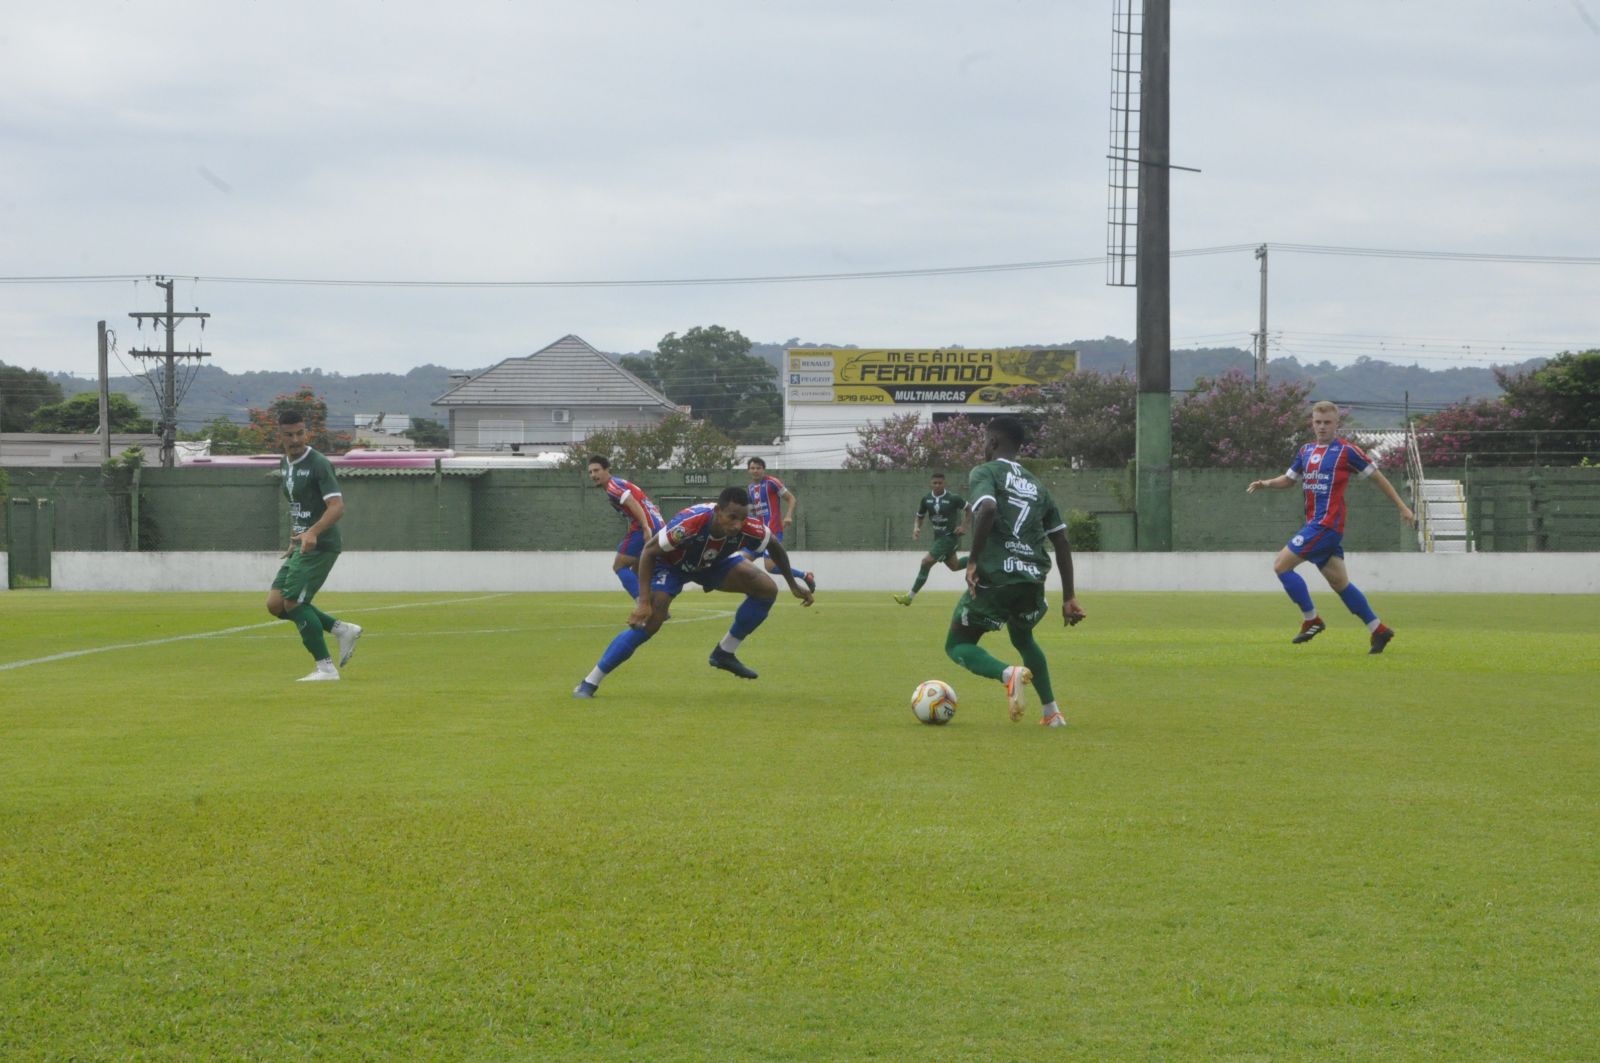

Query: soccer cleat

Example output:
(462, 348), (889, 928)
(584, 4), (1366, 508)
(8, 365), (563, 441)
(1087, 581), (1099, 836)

(1369, 625), (1395, 655)
(1292, 617), (1326, 644)
(892, 593), (913, 606)
(297, 667), (339, 682)
(802, 571), (817, 594)
(709, 647), (759, 679)
(333, 621), (363, 667)
(572, 680), (598, 698)
(1004, 666), (1032, 722)
(1040, 710), (1067, 728)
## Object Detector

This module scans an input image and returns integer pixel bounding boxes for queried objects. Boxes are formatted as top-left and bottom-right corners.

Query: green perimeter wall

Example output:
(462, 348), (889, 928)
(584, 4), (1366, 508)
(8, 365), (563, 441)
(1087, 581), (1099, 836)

(5, 465), (1598, 553)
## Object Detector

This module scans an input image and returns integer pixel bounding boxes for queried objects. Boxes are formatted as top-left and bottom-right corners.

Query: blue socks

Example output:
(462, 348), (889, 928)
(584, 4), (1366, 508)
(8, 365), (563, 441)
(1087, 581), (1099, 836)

(1337, 583), (1377, 625)
(616, 566), (641, 599)
(730, 596), (774, 639)
(1277, 570), (1316, 615)
(597, 625), (652, 674)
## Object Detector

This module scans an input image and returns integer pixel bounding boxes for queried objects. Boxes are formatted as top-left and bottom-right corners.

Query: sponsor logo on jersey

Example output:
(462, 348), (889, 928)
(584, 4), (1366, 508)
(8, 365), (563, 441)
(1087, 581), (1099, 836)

(1004, 471), (1039, 499)
(1002, 557), (1043, 578)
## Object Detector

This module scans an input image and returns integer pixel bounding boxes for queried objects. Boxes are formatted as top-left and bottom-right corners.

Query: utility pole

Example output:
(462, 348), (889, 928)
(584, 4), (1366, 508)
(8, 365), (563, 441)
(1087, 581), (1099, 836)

(1134, 0), (1172, 551)
(98, 321), (111, 463)
(128, 277), (210, 469)
(1252, 243), (1269, 385)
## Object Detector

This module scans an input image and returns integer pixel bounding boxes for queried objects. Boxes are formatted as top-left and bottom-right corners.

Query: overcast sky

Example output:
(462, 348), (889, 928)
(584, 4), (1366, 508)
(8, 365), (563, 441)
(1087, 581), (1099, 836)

(3, 0), (1598, 380)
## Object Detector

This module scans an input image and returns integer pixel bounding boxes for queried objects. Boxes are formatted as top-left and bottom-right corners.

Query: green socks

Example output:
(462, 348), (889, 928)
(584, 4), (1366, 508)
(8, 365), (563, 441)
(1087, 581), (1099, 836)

(286, 604), (332, 660)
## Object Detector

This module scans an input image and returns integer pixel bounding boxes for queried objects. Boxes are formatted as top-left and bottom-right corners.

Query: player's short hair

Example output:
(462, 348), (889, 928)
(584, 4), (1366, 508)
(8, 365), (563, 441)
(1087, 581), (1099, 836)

(717, 486), (749, 507)
(277, 409), (306, 427)
(1310, 400), (1341, 418)
(746, 456), (767, 470)
(988, 415), (1026, 448)
(588, 454), (611, 469)
(931, 471), (946, 479)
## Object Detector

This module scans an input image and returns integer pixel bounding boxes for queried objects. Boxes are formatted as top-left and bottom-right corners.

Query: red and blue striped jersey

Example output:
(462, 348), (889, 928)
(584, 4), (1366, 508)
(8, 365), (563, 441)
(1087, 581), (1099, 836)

(1286, 439), (1374, 533)
(655, 503), (770, 573)
(603, 477), (664, 534)
(747, 475), (787, 534)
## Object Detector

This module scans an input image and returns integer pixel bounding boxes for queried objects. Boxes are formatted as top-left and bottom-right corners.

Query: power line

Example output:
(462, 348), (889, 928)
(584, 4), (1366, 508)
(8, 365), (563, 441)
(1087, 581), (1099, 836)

(9, 239), (1597, 291)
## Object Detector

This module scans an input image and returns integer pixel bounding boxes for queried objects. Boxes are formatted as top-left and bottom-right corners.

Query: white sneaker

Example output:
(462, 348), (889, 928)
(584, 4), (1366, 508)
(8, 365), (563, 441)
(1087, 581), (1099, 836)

(1040, 711), (1067, 728)
(297, 666), (340, 682)
(1004, 666), (1032, 722)
(333, 621), (363, 667)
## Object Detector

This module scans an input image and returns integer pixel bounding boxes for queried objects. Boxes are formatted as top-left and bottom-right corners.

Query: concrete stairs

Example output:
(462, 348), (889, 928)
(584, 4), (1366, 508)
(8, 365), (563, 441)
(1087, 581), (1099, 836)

(1420, 479), (1471, 552)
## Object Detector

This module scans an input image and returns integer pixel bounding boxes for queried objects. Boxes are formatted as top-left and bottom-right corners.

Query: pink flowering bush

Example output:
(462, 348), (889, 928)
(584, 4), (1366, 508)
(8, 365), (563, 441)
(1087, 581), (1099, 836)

(1006, 371), (1138, 468)
(1172, 371), (1313, 468)
(843, 413), (1000, 470)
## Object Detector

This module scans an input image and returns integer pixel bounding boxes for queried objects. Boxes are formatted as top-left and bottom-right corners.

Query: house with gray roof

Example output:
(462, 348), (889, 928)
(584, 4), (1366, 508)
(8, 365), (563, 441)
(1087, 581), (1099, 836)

(431, 334), (681, 452)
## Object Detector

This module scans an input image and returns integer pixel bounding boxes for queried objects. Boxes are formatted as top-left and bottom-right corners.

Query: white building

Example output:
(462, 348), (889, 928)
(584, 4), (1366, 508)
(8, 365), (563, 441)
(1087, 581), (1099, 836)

(432, 334), (681, 453)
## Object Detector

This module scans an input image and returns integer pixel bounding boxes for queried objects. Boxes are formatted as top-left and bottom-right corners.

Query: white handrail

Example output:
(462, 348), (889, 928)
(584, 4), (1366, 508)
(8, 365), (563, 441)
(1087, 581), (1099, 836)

(1405, 423), (1431, 552)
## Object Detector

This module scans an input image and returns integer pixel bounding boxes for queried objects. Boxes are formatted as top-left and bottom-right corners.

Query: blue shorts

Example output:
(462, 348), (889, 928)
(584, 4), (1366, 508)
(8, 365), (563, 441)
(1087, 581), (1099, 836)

(649, 554), (747, 597)
(616, 528), (651, 557)
(1287, 523), (1345, 566)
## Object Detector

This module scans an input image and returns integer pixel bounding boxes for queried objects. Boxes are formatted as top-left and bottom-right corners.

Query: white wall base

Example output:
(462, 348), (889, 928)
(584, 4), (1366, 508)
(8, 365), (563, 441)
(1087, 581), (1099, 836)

(43, 551), (1600, 594)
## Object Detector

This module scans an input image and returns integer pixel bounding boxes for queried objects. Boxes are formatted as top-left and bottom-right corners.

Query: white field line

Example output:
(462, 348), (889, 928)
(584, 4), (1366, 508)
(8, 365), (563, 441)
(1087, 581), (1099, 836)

(0, 593), (512, 673)
(0, 596), (740, 673)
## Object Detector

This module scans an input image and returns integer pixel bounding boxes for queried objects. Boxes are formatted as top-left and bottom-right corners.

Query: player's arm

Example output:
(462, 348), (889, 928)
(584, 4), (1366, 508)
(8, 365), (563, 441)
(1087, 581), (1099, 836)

(780, 485), (797, 526)
(297, 495), (343, 553)
(1049, 527), (1086, 626)
(621, 495), (651, 530)
(953, 495), (969, 536)
(964, 498), (997, 594)
(1365, 468), (1417, 526)
(1246, 474), (1294, 493)
(911, 509), (924, 541)
(766, 538), (814, 607)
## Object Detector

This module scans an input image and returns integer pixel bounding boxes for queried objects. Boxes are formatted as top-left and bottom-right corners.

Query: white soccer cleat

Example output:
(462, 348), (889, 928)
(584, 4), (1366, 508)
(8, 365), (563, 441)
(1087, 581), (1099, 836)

(1040, 710), (1067, 728)
(297, 667), (340, 682)
(333, 621), (363, 667)
(1004, 666), (1032, 722)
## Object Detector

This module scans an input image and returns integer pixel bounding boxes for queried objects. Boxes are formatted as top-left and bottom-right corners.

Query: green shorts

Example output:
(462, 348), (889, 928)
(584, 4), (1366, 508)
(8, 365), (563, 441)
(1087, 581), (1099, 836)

(271, 548), (340, 605)
(952, 581), (1047, 633)
(928, 533), (963, 561)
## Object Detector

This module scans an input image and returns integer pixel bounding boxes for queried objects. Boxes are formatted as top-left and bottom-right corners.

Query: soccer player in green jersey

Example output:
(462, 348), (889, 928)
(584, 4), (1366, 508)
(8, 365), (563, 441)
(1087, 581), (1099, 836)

(266, 409), (362, 682)
(893, 472), (969, 605)
(946, 416), (1085, 726)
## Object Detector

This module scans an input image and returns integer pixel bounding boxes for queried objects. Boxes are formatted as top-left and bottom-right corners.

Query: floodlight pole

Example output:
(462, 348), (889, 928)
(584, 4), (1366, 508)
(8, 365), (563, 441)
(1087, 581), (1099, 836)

(1134, 0), (1172, 551)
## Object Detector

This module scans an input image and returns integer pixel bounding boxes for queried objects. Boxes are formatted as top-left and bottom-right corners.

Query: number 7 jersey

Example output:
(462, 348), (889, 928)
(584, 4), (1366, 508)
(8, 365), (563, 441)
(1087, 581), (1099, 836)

(966, 458), (1065, 588)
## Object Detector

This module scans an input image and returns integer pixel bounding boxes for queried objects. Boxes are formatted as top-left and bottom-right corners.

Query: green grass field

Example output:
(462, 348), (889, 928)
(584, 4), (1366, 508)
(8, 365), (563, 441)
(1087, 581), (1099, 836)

(2, 589), (1597, 1061)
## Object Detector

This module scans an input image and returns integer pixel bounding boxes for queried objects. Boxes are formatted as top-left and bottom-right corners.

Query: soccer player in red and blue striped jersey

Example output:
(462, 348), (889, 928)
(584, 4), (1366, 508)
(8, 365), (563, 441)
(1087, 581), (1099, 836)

(746, 457), (815, 593)
(1247, 401), (1416, 653)
(572, 487), (815, 697)
(588, 455), (665, 600)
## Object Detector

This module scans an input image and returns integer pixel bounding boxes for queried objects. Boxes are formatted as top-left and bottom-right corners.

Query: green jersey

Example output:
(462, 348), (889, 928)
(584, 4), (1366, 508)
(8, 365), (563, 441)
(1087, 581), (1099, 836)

(966, 458), (1064, 588)
(282, 447), (343, 553)
(916, 490), (968, 537)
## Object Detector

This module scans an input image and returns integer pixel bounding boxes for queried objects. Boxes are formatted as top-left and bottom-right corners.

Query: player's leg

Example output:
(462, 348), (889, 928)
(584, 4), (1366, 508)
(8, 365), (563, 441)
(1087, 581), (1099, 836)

(574, 573), (677, 697)
(1274, 530), (1325, 643)
(895, 552), (939, 605)
(1319, 555), (1394, 652)
(273, 553), (339, 680)
(1006, 594), (1059, 725)
(944, 589), (1037, 720)
(613, 531), (646, 598)
(706, 560), (777, 678)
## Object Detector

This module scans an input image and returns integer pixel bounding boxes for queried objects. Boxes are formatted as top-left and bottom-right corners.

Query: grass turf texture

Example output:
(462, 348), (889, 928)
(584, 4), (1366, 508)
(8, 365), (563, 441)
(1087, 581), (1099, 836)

(1, 590), (1597, 1061)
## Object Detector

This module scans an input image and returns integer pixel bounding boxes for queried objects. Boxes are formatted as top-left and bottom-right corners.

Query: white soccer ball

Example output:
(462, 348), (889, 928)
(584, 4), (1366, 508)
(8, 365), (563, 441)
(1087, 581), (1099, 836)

(911, 679), (958, 725)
